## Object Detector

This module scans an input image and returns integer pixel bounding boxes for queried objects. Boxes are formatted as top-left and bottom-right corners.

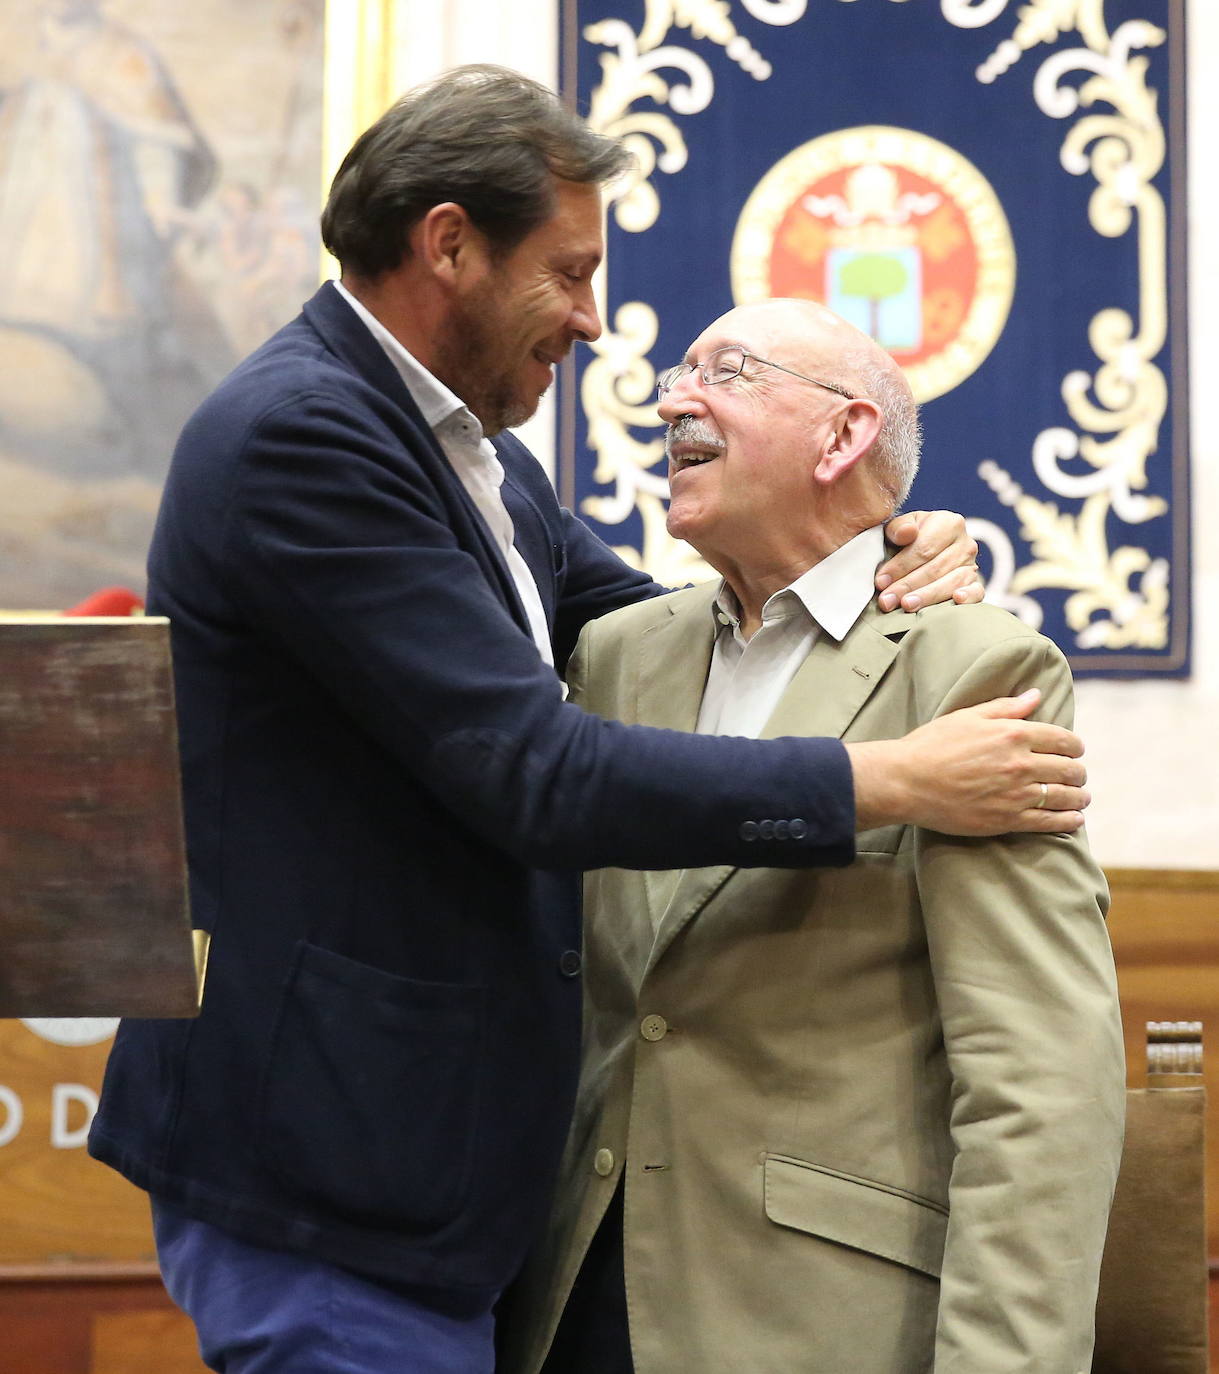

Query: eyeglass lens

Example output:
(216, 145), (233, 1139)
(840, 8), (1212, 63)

(657, 347), (746, 396)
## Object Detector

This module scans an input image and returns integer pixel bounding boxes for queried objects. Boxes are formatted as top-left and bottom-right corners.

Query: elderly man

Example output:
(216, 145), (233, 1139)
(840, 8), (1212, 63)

(88, 67), (1092, 1374)
(505, 299), (1125, 1374)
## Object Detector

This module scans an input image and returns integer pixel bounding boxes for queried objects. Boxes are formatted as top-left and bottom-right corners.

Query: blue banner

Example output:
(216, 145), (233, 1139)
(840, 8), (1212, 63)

(559, 0), (1188, 676)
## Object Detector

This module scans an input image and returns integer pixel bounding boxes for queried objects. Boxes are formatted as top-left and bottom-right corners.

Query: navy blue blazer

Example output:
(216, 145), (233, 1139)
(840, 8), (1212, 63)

(88, 283), (854, 1298)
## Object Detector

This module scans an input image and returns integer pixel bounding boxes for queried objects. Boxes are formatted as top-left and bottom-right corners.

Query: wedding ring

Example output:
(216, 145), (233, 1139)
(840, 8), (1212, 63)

(1034, 782), (1049, 810)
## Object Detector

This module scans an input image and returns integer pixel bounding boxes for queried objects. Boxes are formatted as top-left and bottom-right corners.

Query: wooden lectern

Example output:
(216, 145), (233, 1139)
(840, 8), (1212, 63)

(0, 617), (203, 1018)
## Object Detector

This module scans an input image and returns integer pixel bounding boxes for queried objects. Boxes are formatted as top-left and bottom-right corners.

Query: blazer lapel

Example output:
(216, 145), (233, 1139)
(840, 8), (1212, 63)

(634, 585), (719, 734)
(760, 602), (905, 743)
(645, 600), (912, 974)
(301, 283), (532, 638)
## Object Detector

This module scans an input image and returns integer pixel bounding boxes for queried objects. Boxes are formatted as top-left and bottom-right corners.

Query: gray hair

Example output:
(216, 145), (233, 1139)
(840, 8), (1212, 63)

(321, 64), (632, 278)
(851, 355), (921, 508)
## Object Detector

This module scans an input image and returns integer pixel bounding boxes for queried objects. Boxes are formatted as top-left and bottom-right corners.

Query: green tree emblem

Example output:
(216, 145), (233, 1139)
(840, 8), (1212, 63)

(838, 253), (910, 341)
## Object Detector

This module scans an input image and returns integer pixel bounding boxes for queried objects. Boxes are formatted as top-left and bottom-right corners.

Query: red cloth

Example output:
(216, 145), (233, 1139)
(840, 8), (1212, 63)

(63, 586), (144, 616)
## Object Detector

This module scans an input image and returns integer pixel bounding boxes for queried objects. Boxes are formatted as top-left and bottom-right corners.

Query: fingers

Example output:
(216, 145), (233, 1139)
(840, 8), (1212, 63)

(1029, 781), (1092, 811)
(951, 576), (985, 605)
(972, 689), (1041, 721)
(877, 538), (968, 596)
(1014, 777), (1091, 831)
(1029, 755), (1088, 790)
(1013, 808), (1086, 834)
(879, 561), (984, 613)
(881, 511), (922, 548)
(1020, 720), (1085, 762)
(966, 697), (1086, 765)
(876, 513), (981, 611)
(853, 697), (1092, 835)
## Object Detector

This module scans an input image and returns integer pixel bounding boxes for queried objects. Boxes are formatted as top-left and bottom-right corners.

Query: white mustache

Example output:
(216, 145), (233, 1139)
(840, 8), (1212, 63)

(664, 416), (725, 458)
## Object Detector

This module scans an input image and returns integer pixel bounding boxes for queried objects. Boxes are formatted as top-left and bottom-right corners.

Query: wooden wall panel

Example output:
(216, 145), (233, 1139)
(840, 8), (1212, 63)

(1211, 1271), (1219, 1374)
(91, 1303), (205, 1374)
(0, 1020), (155, 1264)
(1105, 869), (1219, 1261)
(0, 1272), (205, 1374)
(0, 865), (1209, 1368)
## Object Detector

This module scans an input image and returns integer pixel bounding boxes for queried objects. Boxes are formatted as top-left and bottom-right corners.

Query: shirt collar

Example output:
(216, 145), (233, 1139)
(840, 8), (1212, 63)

(333, 280), (482, 439)
(711, 524), (885, 642)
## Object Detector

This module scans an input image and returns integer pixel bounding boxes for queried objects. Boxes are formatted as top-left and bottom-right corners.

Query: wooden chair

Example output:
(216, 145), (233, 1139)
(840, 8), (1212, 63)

(1093, 1021), (1209, 1373)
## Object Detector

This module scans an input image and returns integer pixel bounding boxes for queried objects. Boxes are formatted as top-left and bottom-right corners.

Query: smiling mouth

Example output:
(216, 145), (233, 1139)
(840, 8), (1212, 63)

(665, 418), (724, 470)
(669, 447), (722, 471)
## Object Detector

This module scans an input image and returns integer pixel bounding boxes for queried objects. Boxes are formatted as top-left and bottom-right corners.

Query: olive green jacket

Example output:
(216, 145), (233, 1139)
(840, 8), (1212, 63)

(503, 590), (1125, 1374)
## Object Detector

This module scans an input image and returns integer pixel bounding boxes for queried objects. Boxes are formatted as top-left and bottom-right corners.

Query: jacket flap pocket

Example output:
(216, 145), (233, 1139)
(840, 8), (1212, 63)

(764, 1154), (947, 1278)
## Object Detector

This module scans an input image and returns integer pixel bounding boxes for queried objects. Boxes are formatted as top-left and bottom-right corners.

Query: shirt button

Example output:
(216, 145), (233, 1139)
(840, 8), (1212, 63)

(739, 821), (759, 841)
(789, 818), (808, 840)
(717, 612), (732, 626)
(594, 1148), (615, 1177)
(758, 819), (776, 840)
(640, 1014), (668, 1042)
(558, 950), (582, 977)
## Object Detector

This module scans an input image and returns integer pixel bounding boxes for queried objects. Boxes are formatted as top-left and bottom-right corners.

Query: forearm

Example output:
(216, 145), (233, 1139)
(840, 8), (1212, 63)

(229, 421), (856, 875)
(846, 739), (913, 832)
(846, 672), (1089, 837)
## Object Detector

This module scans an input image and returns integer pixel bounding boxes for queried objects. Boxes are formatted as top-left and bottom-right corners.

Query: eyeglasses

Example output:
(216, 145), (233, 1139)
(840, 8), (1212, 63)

(655, 346), (856, 401)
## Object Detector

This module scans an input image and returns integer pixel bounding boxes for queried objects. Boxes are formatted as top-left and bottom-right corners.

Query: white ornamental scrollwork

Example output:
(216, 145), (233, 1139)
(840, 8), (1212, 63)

(584, 21), (717, 235)
(739, 0), (809, 24)
(579, 0), (918, 563)
(974, 462), (1168, 649)
(946, 1), (1170, 649)
(580, 1), (796, 577)
(964, 515), (1045, 628)
(580, 303), (714, 586)
(942, 0), (1012, 28)
(578, 1), (1174, 655)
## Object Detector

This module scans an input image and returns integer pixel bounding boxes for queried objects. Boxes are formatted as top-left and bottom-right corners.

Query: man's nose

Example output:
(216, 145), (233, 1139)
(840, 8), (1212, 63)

(570, 279), (601, 343)
(657, 369), (705, 423)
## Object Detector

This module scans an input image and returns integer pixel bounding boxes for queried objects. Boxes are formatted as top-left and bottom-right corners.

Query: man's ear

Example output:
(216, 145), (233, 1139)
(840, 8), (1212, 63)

(813, 398), (883, 486)
(413, 202), (489, 288)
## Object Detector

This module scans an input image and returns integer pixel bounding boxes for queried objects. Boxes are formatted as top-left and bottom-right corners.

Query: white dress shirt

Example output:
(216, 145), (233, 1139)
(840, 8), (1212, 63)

(695, 525), (885, 738)
(641, 524), (885, 935)
(334, 281), (554, 667)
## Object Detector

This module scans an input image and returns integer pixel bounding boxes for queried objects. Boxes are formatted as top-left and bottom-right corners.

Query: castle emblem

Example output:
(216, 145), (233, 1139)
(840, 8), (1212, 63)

(731, 126), (1016, 402)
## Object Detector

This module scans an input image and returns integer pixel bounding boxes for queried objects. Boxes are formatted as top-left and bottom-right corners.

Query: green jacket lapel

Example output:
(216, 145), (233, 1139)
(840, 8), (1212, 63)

(632, 585), (719, 927)
(760, 601), (908, 742)
(633, 584), (719, 734)
(647, 600), (915, 974)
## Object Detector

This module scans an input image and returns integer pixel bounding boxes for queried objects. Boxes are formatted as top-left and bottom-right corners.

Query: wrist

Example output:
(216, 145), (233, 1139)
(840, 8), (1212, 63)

(845, 739), (912, 830)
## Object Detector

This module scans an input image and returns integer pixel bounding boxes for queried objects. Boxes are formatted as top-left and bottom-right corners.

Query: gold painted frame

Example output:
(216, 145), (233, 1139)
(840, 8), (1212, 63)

(321, 0), (408, 274)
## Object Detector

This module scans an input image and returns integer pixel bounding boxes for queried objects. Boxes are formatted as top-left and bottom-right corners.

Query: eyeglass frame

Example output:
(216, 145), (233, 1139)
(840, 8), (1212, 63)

(655, 346), (856, 402)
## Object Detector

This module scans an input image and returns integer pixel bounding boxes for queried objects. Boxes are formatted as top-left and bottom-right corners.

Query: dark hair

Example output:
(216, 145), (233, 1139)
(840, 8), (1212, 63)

(321, 64), (631, 278)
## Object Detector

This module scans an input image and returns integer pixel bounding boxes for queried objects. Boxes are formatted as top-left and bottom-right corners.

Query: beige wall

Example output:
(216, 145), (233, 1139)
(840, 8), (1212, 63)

(394, 0), (1217, 871)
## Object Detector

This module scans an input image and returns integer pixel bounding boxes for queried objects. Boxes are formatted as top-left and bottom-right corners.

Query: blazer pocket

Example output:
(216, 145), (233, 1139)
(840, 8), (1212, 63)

(763, 1154), (947, 1279)
(258, 940), (486, 1231)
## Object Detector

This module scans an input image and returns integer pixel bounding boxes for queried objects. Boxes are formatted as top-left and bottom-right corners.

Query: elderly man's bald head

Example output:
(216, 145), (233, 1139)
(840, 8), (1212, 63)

(659, 297), (922, 581)
(695, 298), (920, 507)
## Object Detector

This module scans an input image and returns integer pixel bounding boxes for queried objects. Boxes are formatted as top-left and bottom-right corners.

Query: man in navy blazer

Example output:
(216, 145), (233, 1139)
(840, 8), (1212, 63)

(88, 65), (1091, 1373)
